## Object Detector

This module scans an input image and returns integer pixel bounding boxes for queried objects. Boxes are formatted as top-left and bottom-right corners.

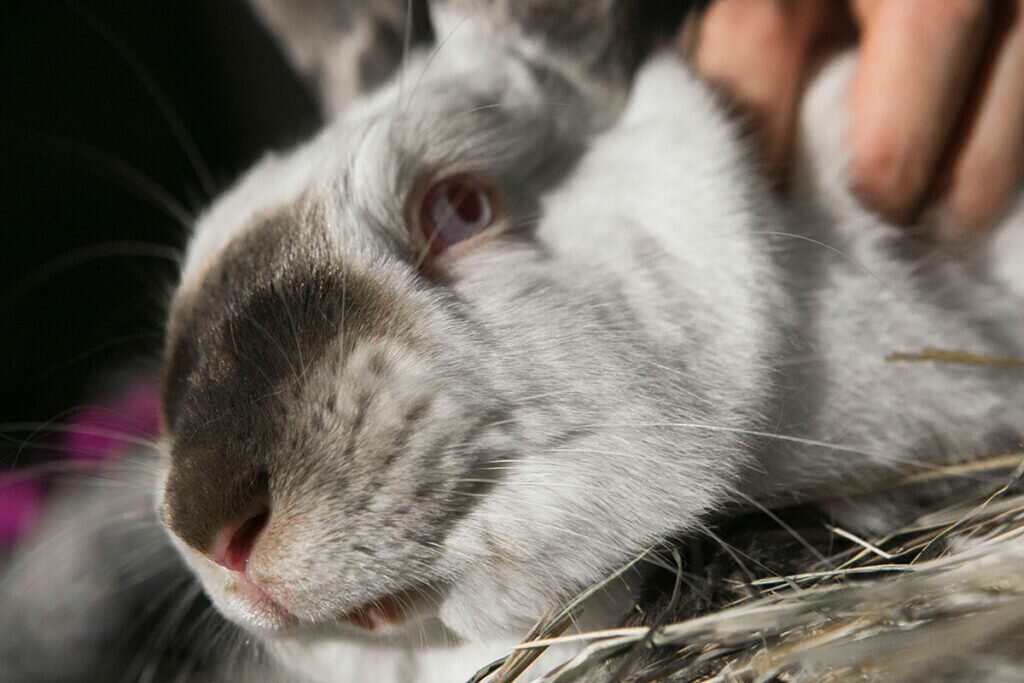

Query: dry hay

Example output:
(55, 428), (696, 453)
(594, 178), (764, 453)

(471, 452), (1024, 683)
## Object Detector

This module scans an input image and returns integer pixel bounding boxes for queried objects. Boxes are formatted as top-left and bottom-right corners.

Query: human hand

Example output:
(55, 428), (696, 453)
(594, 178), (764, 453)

(691, 0), (1024, 237)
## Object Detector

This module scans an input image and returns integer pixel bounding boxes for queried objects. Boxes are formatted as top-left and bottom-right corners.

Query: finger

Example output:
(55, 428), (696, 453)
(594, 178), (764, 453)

(694, 0), (826, 176)
(931, 0), (1024, 236)
(846, 0), (992, 223)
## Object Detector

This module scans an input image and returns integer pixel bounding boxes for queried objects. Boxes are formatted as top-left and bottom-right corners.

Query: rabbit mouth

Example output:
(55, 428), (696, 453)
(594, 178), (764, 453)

(341, 585), (439, 631)
(224, 572), (299, 630)
(221, 563), (440, 634)
(343, 593), (407, 630)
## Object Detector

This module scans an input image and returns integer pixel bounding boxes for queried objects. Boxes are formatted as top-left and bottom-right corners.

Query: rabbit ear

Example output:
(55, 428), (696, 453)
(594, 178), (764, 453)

(246, 0), (433, 115)
(248, 0), (700, 118)
(430, 0), (698, 97)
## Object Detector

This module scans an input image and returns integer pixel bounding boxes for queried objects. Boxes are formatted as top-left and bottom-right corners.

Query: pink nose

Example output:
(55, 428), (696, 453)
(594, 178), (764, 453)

(209, 505), (269, 573)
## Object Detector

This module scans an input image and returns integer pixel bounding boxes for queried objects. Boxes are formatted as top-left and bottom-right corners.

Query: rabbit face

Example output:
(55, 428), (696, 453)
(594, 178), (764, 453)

(159, 36), (779, 643)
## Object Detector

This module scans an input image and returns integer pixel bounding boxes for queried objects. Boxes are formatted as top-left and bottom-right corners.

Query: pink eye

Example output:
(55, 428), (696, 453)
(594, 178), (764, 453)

(418, 173), (495, 256)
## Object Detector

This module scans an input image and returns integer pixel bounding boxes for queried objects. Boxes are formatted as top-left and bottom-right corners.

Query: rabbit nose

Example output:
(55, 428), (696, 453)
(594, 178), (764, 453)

(208, 504), (270, 573)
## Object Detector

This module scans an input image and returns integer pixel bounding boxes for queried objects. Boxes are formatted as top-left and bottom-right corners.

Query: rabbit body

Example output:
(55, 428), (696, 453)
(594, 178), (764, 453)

(153, 13), (1024, 678)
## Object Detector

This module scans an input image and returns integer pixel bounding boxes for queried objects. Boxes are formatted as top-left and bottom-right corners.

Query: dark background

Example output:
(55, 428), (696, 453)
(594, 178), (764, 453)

(1, 1), (321, 461)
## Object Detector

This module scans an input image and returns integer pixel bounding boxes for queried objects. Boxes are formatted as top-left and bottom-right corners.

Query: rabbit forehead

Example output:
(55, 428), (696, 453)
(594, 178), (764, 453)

(177, 107), (399, 296)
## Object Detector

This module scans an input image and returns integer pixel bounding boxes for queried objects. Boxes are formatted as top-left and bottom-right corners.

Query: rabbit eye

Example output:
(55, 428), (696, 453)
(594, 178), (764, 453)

(418, 173), (495, 256)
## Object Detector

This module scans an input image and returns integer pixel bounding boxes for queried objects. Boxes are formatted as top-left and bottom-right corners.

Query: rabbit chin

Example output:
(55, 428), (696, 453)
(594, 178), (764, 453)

(438, 580), (551, 642)
(437, 570), (637, 644)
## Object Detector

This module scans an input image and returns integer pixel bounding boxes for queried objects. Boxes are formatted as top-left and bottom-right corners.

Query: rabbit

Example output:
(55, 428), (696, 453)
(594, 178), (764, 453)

(2, 1), (1022, 681)
(151, 0), (1024, 680)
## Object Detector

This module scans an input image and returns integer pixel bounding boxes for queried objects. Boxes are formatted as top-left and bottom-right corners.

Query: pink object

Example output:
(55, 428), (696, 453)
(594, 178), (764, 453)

(65, 381), (161, 462)
(0, 476), (44, 547)
(0, 378), (161, 547)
